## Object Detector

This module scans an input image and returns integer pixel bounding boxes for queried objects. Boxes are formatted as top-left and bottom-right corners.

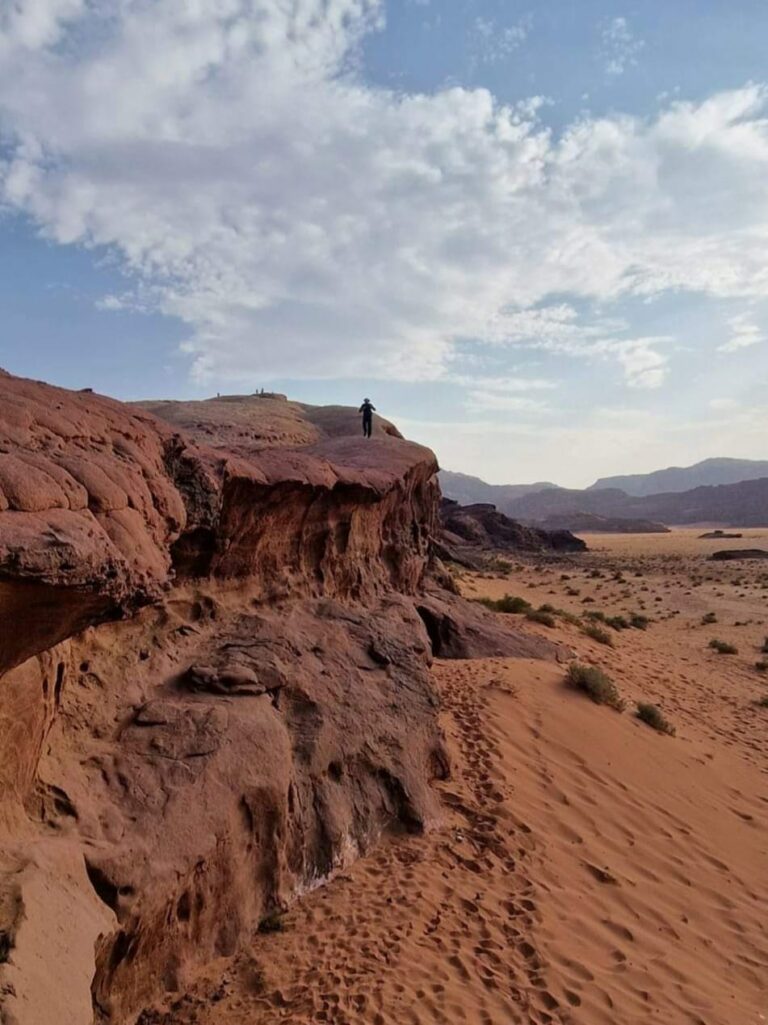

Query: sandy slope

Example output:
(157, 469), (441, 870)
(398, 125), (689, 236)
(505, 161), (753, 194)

(139, 530), (768, 1025)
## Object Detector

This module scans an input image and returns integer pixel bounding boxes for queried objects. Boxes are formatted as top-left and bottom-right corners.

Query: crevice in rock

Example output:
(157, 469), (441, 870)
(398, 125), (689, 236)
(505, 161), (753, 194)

(85, 859), (120, 913)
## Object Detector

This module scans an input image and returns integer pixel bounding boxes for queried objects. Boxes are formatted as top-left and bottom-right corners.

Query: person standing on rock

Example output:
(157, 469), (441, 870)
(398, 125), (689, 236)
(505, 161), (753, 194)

(359, 398), (376, 438)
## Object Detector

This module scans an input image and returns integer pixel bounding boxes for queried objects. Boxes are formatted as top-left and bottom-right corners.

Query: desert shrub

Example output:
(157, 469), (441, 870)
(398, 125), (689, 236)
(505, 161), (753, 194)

(636, 702), (676, 736)
(582, 596), (596, 604)
(258, 911), (285, 934)
(565, 663), (624, 711)
(566, 586), (581, 596)
(486, 556), (513, 575)
(526, 608), (556, 628)
(709, 639), (738, 655)
(605, 615), (629, 631)
(581, 622), (614, 646)
(556, 608), (582, 626)
(588, 569), (603, 579)
(761, 637), (768, 654)
(629, 613), (650, 630)
(755, 695), (768, 707)
(584, 610), (606, 622)
(754, 660), (768, 672)
(475, 594), (531, 614)
(701, 612), (718, 625)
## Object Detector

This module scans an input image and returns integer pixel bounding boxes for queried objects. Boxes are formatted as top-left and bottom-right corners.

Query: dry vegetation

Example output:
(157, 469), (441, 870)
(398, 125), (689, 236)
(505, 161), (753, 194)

(162, 528), (768, 1025)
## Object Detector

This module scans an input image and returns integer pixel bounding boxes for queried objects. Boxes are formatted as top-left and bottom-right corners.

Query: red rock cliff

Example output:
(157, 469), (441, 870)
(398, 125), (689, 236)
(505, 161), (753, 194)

(0, 374), (445, 1025)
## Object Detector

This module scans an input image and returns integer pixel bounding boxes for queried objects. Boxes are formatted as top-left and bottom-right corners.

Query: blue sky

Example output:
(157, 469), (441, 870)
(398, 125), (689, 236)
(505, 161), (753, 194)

(1, 0), (767, 486)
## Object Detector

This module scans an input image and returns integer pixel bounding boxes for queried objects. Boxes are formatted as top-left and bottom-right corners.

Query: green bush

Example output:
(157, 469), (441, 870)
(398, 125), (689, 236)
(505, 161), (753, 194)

(629, 613), (650, 630)
(526, 608), (556, 628)
(605, 615), (629, 631)
(486, 556), (513, 575)
(581, 622), (614, 646)
(565, 663), (625, 711)
(556, 608), (582, 626)
(709, 639), (738, 655)
(636, 702), (676, 736)
(475, 594), (532, 614)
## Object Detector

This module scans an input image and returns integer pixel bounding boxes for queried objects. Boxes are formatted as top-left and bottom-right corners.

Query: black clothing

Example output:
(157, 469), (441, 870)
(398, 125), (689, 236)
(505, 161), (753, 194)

(359, 400), (375, 438)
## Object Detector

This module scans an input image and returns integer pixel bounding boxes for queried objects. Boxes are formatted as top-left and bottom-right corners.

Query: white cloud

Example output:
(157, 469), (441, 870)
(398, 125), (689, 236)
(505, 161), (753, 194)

(450, 374), (558, 392)
(0, 3), (768, 388)
(589, 337), (671, 389)
(709, 397), (739, 411)
(464, 391), (550, 414)
(718, 313), (765, 352)
(471, 14), (532, 66)
(480, 305), (670, 388)
(399, 403), (768, 488)
(601, 16), (644, 76)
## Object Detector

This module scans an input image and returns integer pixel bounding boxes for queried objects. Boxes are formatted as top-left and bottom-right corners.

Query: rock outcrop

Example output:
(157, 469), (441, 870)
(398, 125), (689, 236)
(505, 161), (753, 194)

(439, 499), (586, 561)
(0, 373), (562, 1025)
(709, 549), (768, 561)
(537, 513), (670, 534)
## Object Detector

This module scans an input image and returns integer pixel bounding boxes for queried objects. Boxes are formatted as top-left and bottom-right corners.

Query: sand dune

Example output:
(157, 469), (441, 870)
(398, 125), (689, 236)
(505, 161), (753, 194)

(139, 529), (768, 1025)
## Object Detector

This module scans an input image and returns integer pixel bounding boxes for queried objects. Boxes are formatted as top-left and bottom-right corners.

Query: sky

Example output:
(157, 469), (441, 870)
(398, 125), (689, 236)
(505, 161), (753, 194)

(1, 1), (767, 488)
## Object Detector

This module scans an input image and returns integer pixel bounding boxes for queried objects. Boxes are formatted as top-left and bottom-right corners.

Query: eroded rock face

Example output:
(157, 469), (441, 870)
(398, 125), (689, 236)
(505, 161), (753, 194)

(439, 499), (587, 560)
(416, 591), (570, 662)
(0, 378), (438, 676)
(0, 373), (555, 1025)
(50, 595), (442, 1023)
(0, 375), (446, 1024)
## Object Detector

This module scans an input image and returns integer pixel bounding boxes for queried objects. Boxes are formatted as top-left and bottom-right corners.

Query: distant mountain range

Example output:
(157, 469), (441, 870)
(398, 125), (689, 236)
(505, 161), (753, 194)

(438, 471), (556, 507)
(588, 458), (768, 497)
(439, 459), (768, 528)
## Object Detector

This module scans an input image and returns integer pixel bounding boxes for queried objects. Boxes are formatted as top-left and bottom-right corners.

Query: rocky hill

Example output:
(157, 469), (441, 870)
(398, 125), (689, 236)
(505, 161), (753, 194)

(442, 461), (768, 527)
(507, 478), (768, 527)
(439, 470), (555, 508)
(536, 512), (670, 534)
(589, 457), (768, 496)
(439, 500), (586, 559)
(0, 371), (563, 1025)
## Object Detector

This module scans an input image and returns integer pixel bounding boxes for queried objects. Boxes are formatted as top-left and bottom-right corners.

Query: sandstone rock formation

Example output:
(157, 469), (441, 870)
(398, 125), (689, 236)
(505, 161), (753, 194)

(0, 373), (562, 1025)
(709, 548), (768, 561)
(438, 499), (586, 562)
(537, 512), (670, 534)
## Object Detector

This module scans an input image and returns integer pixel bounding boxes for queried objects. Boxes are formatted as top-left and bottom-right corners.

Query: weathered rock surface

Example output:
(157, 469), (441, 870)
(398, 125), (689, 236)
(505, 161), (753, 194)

(416, 591), (570, 662)
(537, 513), (670, 534)
(0, 372), (563, 1025)
(439, 499), (586, 561)
(709, 548), (768, 561)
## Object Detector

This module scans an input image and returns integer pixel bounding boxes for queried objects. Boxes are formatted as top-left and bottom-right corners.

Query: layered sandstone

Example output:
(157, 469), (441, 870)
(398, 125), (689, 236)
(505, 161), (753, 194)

(0, 373), (558, 1025)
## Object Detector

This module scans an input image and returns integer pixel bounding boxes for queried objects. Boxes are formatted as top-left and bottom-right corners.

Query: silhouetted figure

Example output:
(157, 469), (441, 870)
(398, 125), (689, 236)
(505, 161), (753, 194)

(359, 398), (375, 438)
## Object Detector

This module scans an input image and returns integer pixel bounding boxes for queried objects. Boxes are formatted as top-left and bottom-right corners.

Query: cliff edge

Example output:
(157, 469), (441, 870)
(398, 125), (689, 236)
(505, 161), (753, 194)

(0, 373), (560, 1025)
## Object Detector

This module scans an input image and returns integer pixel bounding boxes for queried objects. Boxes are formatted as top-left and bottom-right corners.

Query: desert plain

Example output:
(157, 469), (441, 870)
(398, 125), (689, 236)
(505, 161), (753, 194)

(140, 528), (768, 1025)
